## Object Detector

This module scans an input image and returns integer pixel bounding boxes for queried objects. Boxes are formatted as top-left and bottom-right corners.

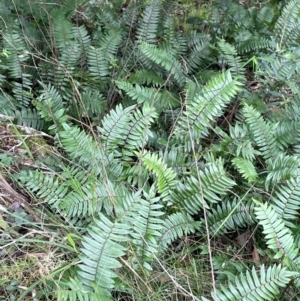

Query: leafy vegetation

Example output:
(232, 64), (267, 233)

(1, 0), (300, 300)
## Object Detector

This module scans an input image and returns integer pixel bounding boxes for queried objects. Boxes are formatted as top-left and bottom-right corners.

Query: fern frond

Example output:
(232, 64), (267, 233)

(123, 103), (157, 150)
(0, 93), (17, 116)
(243, 104), (280, 160)
(15, 107), (45, 130)
(229, 123), (257, 160)
(88, 46), (110, 78)
(15, 170), (68, 209)
(37, 83), (64, 112)
(57, 123), (122, 179)
(54, 18), (75, 51)
(128, 69), (164, 87)
(116, 81), (158, 104)
(216, 264), (298, 301)
(159, 212), (201, 250)
(232, 157), (258, 183)
(254, 201), (298, 261)
(58, 277), (113, 301)
(175, 71), (242, 148)
(275, 0), (300, 48)
(266, 154), (300, 189)
(98, 104), (132, 150)
(173, 159), (236, 214)
(79, 213), (131, 291)
(236, 36), (272, 54)
(99, 29), (122, 60)
(139, 42), (186, 86)
(2, 32), (29, 67)
(119, 188), (164, 269)
(141, 151), (178, 202)
(217, 39), (246, 80)
(79, 88), (106, 116)
(271, 177), (300, 222)
(206, 198), (256, 236)
(257, 6), (275, 25)
(98, 103), (157, 152)
(185, 31), (211, 72)
(73, 25), (91, 54)
(163, 17), (187, 55)
(136, 0), (160, 43)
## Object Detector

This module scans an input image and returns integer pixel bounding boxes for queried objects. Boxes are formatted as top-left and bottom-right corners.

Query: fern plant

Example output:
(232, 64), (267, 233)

(4, 1), (300, 301)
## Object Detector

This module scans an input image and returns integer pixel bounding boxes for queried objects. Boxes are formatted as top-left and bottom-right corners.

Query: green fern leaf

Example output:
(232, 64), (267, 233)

(79, 213), (131, 291)
(232, 157), (258, 183)
(15, 170), (68, 209)
(136, 0), (160, 43)
(58, 277), (113, 301)
(139, 42), (186, 86)
(266, 154), (300, 189)
(116, 81), (158, 104)
(175, 71), (242, 148)
(254, 200), (298, 262)
(271, 177), (300, 222)
(141, 151), (178, 202)
(217, 39), (246, 80)
(98, 103), (157, 152)
(243, 104), (280, 160)
(58, 123), (123, 179)
(119, 188), (164, 269)
(173, 159), (236, 214)
(87, 28), (121, 79)
(128, 69), (165, 87)
(159, 212), (201, 250)
(275, 0), (300, 48)
(216, 264), (298, 301)
(206, 198), (256, 236)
